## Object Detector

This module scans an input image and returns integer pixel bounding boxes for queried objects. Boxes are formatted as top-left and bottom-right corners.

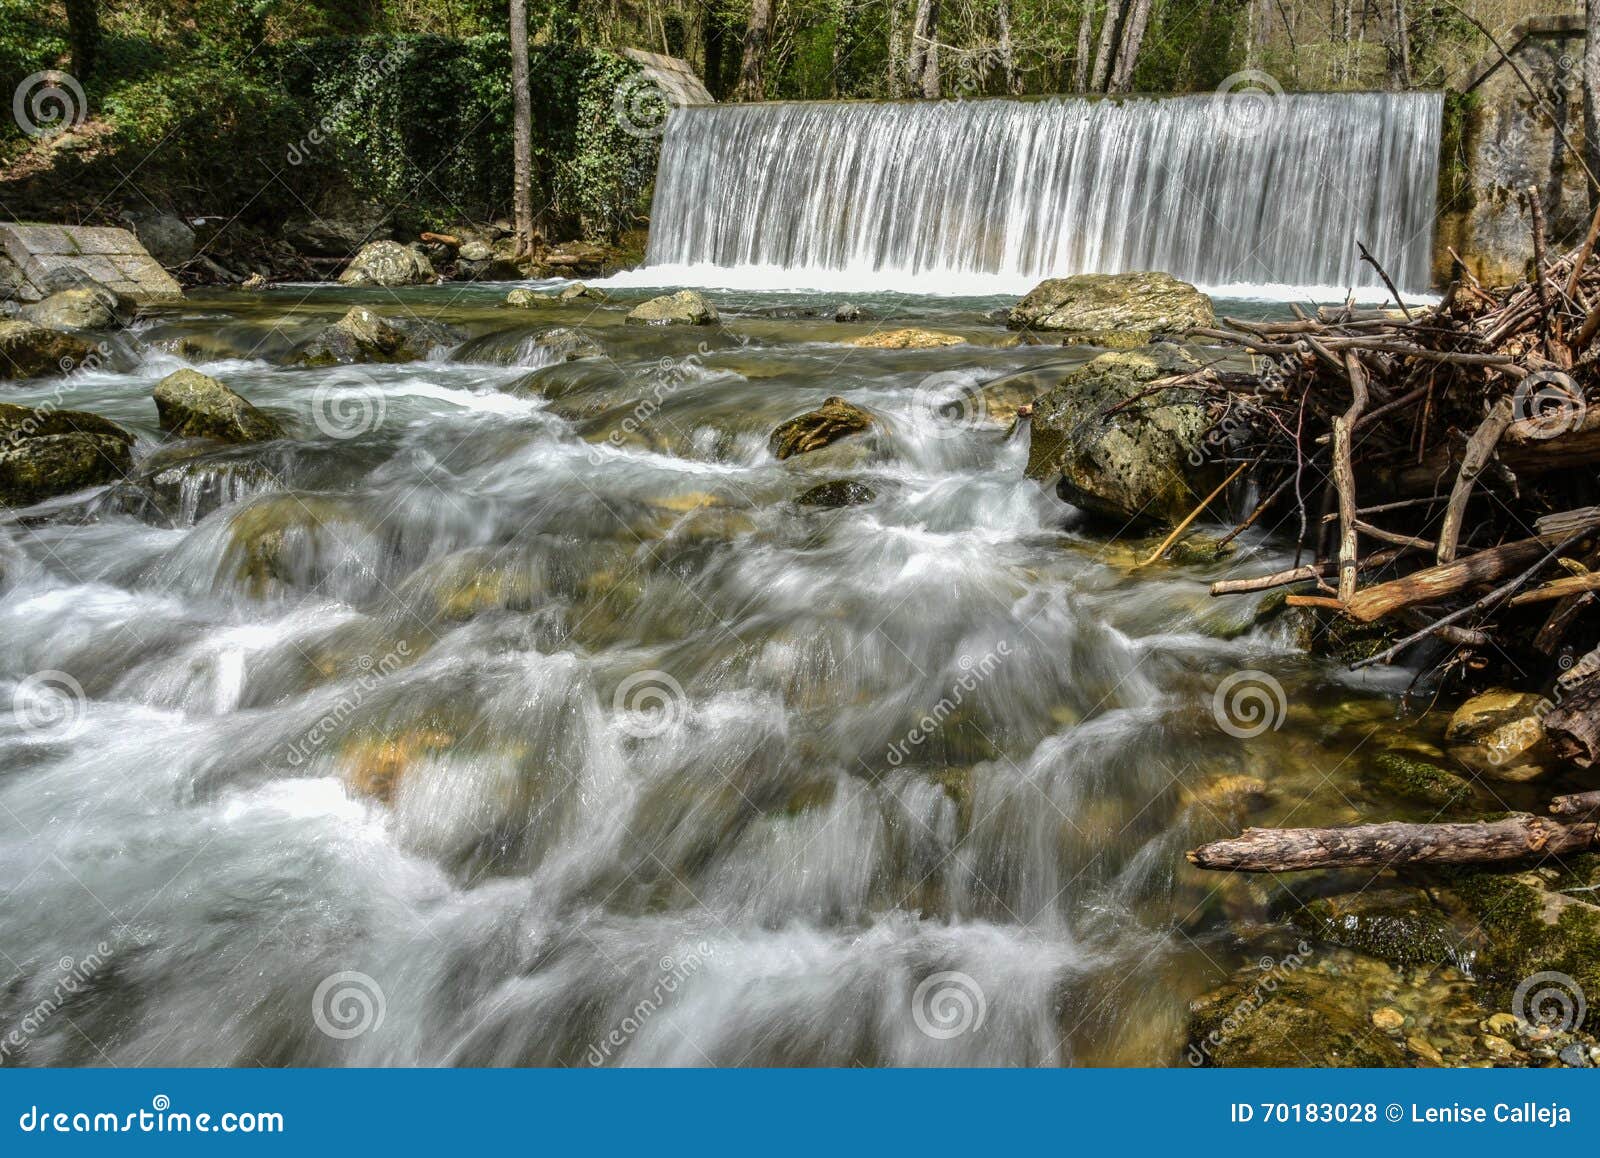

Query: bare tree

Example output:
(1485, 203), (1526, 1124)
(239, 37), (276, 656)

(1384, 0), (1411, 89)
(1107, 0), (1153, 93)
(738, 0), (773, 100)
(510, 0), (537, 257)
(908, 0), (940, 96)
(1089, 0), (1126, 92)
(996, 0), (1020, 94)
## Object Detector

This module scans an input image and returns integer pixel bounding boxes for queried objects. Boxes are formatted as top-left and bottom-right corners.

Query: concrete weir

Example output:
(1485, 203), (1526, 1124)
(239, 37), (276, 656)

(0, 222), (183, 303)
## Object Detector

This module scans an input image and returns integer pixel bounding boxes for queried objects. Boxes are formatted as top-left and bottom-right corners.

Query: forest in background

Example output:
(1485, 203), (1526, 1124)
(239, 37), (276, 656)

(0, 0), (1580, 240)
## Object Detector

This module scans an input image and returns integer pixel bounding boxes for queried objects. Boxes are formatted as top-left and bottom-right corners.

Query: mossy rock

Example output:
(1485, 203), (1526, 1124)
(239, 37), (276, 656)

(770, 397), (877, 460)
(1007, 271), (1214, 342)
(0, 320), (93, 380)
(0, 402), (134, 506)
(1360, 752), (1474, 811)
(292, 307), (464, 366)
(153, 369), (285, 444)
(337, 240), (434, 287)
(1291, 888), (1474, 967)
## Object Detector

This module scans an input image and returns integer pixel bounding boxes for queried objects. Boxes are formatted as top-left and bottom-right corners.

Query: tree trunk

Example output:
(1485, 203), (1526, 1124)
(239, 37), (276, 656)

(1072, 0), (1094, 91)
(996, 0), (1019, 94)
(64, 0), (101, 79)
(509, 0), (537, 258)
(702, 8), (727, 98)
(1188, 816), (1599, 872)
(908, 0), (940, 97)
(738, 0), (773, 101)
(1544, 677), (1600, 767)
(1587, 0), (1600, 205)
(1107, 0), (1153, 93)
(922, 3), (941, 99)
(888, 0), (907, 97)
(1385, 0), (1411, 89)
(1089, 0), (1126, 92)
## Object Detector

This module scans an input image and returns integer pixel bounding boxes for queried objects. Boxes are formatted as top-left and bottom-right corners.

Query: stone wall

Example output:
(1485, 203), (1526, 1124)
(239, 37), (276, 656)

(1437, 16), (1589, 287)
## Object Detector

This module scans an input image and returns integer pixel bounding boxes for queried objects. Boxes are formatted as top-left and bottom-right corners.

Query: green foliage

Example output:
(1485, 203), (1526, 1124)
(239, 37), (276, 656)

(0, 0), (68, 137)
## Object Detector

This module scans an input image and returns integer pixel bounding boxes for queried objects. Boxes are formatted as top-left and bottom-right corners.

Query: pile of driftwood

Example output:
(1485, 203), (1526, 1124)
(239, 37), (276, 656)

(1180, 220), (1600, 873)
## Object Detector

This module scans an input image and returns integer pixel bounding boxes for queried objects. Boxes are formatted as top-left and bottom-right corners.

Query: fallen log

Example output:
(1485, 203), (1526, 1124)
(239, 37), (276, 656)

(1550, 791), (1600, 818)
(1542, 677), (1600, 767)
(1341, 533), (1570, 623)
(1186, 816), (1598, 872)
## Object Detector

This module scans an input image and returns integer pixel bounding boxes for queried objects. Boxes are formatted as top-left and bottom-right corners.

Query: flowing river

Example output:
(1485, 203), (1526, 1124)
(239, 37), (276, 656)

(2, 283), (1460, 1066)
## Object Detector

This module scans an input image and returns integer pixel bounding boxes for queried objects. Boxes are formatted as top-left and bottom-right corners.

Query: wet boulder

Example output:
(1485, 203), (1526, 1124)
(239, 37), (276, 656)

(846, 327), (962, 349)
(625, 290), (717, 326)
(0, 402), (135, 506)
(131, 213), (196, 267)
(1445, 689), (1552, 781)
(0, 320), (93, 379)
(1007, 271), (1214, 345)
(337, 240), (434, 287)
(1024, 343), (1212, 526)
(17, 288), (122, 332)
(1290, 888), (1477, 968)
(559, 282), (606, 302)
(153, 368), (285, 444)
(535, 327), (603, 362)
(797, 479), (876, 508)
(293, 306), (463, 366)
(770, 397), (878, 460)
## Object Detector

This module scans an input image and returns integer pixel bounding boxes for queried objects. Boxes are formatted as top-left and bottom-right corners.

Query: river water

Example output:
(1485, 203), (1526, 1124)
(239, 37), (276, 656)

(0, 283), (1429, 1065)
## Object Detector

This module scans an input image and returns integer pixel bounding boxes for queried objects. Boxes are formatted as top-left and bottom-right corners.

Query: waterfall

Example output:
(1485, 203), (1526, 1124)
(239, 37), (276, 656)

(640, 92), (1443, 297)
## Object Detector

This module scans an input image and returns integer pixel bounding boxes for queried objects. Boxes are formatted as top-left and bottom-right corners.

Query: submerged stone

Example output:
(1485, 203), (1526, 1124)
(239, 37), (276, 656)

(1359, 751), (1474, 811)
(1445, 689), (1552, 781)
(846, 327), (962, 349)
(292, 306), (463, 366)
(796, 479), (876, 508)
(769, 397), (877, 460)
(625, 290), (717, 326)
(1291, 888), (1474, 967)
(0, 402), (134, 506)
(153, 369), (285, 444)
(1007, 271), (1214, 344)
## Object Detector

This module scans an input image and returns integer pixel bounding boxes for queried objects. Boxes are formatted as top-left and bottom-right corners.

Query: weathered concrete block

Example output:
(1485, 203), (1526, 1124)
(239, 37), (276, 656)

(0, 223), (181, 303)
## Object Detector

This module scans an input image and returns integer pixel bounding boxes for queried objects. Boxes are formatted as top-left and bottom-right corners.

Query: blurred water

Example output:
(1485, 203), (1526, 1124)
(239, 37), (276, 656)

(0, 287), (1411, 1066)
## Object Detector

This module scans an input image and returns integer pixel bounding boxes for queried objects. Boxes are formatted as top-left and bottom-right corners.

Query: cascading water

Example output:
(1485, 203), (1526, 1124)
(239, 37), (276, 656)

(636, 92), (1442, 297)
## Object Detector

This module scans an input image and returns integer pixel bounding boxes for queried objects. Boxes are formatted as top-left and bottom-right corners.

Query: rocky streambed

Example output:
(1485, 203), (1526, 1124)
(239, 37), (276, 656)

(0, 272), (1596, 1067)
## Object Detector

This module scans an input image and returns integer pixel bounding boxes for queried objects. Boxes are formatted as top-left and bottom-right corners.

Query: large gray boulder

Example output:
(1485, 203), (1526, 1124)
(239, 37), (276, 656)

(153, 369), (285, 444)
(625, 290), (717, 326)
(0, 320), (93, 379)
(132, 213), (197, 267)
(292, 306), (464, 366)
(1007, 272), (1214, 346)
(0, 402), (135, 506)
(1025, 343), (1214, 526)
(337, 241), (434, 287)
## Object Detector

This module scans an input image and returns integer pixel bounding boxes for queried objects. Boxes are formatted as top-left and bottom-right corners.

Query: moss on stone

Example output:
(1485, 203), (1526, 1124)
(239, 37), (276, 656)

(1361, 752), (1474, 811)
